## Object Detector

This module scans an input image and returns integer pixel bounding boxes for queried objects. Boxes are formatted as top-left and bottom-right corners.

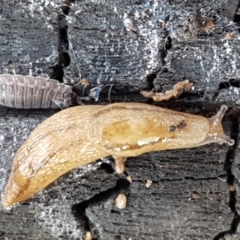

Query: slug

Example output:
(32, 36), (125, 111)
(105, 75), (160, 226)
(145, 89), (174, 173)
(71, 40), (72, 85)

(2, 103), (234, 207)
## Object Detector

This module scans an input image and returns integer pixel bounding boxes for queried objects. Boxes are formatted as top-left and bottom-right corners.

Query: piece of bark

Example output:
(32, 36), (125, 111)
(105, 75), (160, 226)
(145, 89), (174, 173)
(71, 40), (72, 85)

(140, 79), (193, 101)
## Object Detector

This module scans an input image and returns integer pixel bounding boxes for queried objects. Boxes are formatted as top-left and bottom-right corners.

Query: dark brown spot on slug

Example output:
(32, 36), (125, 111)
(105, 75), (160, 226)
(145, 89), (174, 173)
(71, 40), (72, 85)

(169, 125), (176, 132)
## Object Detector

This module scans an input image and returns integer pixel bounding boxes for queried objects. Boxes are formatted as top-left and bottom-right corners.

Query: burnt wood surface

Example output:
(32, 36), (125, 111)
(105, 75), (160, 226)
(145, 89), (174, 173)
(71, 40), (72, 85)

(1, 0), (240, 239)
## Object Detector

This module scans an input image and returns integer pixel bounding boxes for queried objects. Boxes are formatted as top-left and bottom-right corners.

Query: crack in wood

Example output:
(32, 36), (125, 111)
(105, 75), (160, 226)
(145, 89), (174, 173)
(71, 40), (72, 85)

(50, 0), (76, 82)
(214, 111), (240, 239)
(72, 178), (130, 240)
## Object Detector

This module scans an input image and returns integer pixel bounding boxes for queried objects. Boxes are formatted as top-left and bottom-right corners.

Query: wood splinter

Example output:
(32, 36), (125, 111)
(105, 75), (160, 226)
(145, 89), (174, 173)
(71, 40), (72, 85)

(140, 79), (193, 101)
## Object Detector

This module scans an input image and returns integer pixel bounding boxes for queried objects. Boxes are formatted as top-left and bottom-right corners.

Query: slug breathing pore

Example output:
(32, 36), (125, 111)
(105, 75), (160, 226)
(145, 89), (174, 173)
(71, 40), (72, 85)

(2, 103), (234, 207)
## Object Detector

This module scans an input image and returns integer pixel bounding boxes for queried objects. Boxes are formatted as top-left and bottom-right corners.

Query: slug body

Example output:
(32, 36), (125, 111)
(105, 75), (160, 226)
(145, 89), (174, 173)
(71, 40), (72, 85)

(0, 74), (74, 108)
(2, 103), (234, 207)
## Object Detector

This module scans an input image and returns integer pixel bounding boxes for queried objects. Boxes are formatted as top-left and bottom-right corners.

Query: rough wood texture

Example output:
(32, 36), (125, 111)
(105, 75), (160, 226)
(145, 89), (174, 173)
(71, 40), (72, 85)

(1, 0), (240, 239)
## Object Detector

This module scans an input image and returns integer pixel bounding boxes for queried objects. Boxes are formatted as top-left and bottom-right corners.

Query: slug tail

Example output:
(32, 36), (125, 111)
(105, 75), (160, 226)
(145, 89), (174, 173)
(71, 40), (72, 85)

(2, 141), (107, 208)
(2, 105), (107, 207)
(2, 174), (26, 208)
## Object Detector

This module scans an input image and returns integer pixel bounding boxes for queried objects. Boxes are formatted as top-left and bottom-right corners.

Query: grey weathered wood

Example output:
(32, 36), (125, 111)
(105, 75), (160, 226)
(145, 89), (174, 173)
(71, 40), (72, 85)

(0, 0), (240, 239)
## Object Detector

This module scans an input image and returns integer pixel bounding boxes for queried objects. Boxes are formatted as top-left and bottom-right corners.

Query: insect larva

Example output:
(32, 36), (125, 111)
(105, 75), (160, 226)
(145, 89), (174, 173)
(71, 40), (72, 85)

(2, 103), (234, 207)
(0, 74), (74, 109)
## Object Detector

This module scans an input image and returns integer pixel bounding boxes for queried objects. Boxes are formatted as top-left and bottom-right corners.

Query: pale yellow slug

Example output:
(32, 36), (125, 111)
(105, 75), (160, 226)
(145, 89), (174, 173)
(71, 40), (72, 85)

(2, 103), (234, 207)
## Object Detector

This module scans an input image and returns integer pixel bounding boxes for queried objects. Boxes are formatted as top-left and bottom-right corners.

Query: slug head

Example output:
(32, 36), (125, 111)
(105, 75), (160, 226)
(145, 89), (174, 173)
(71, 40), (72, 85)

(206, 105), (234, 146)
(89, 103), (235, 157)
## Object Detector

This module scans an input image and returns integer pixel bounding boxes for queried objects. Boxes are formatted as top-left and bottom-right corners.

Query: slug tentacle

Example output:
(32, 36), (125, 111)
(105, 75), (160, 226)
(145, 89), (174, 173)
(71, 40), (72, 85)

(206, 105), (235, 146)
(2, 103), (234, 207)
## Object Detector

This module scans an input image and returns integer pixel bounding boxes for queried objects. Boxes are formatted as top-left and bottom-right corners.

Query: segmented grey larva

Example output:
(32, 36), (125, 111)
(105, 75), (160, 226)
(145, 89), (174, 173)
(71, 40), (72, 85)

(0, 74), (74, 109)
